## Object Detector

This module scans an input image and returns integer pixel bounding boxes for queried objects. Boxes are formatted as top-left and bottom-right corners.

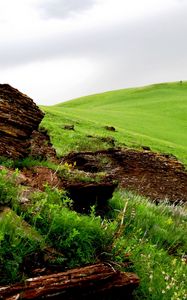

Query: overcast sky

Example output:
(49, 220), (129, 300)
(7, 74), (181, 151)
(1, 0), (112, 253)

(0, 0), (187, 105)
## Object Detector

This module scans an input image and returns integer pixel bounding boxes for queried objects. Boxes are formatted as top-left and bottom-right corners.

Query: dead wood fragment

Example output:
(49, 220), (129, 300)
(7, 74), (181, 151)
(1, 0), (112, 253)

(0, 263), (139, 299)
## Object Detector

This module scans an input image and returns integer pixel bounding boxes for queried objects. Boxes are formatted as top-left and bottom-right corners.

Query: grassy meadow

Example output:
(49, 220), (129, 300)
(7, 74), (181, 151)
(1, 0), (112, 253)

(0, 82), (187, 299)
(41, 81), (187, 165)
(0, 173), (186, 299)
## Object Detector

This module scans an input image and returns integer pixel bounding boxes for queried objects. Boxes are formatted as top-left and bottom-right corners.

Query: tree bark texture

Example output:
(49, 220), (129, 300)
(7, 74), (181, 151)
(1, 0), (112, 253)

(0, 263), (139, 299)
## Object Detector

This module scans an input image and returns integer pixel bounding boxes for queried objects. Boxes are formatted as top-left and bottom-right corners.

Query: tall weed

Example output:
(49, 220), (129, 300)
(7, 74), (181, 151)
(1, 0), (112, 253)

(109, 190), (187, 300)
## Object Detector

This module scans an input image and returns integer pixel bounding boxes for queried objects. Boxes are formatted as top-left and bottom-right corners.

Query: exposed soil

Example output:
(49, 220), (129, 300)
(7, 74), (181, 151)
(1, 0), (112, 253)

(1, 137), (187, 294)
(2, 146), (186, 280)
(63, 149), (187, 204)
(22, 166), (60, 191)
(20, 166), (117, 214)
(9, 132), (187, 210)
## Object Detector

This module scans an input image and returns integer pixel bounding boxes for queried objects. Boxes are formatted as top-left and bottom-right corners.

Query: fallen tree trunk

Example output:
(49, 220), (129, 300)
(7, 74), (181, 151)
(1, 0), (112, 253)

(0, 263), (139, 299)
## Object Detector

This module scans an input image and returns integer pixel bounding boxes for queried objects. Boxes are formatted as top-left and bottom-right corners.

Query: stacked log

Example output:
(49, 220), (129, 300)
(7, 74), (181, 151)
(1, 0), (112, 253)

(0, 84), (44, 158)
(0, 263), (139, 299)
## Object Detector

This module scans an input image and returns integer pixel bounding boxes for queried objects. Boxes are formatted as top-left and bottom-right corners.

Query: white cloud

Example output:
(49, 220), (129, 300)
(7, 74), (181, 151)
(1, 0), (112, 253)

(0, 57), (98, 104)
(36, 0), (96, 19)
(0, 0), (187, 104)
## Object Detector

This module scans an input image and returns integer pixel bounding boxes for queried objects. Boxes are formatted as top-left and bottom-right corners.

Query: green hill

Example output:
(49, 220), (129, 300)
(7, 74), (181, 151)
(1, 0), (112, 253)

(41, 81), (187, 165)
(1, 81), (187, 299)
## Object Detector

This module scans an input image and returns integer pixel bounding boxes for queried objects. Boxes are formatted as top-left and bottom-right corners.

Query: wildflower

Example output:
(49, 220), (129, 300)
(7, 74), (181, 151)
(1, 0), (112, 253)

(166, 217), (173, 225)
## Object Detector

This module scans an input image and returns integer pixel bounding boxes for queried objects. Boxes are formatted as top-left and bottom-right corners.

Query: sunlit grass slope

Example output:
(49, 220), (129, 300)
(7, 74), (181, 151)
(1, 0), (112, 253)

(41, 82), (187, 165)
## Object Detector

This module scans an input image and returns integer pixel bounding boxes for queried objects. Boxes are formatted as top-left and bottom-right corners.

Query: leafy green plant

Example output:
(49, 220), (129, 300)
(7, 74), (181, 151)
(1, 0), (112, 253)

(24, 187), (114, 268)
(0, 169), (19, 206)
(0, 210), (43, 284)
(0, 156), (14, 168)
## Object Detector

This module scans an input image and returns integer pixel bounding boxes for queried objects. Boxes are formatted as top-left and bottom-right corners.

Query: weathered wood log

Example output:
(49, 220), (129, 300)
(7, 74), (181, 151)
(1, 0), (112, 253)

(0, 263), (139, 299)
(0, 84), (44, 158)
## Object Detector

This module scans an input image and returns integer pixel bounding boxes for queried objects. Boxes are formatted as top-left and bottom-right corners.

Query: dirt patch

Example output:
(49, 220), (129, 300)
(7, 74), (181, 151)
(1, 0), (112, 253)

(21, 166), (117, 214)
(22, 166), (60, 191)
(63, 149), (187, 204)
(17, 148), (187, 207)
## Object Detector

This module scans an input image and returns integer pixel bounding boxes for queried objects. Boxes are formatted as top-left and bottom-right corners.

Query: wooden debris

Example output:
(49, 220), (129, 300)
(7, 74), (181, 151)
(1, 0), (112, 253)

(0, 263), (139, 299)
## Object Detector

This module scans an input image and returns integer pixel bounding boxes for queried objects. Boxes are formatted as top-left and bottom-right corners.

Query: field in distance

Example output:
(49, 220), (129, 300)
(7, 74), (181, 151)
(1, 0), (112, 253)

(41, 81), (187, 165)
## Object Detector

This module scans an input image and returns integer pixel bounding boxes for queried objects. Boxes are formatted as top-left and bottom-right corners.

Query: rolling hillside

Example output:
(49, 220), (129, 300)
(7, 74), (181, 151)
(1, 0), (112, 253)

(41, 81), (187, 165)
(1, 82), (187, 299)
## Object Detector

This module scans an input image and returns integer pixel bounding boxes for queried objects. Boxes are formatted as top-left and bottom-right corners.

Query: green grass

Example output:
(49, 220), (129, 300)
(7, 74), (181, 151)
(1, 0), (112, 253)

(0, 169), (19, 206)
(109, 190), (187, 300)
(0, 81), (187, 299)
(0, 209), (43, 284)
(1, 183), (186, 299)
(41, 81), (187, 165)
(0, 156), (58, 170)
(0, 185), (115, 283)
(24, 187), (115, 268)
